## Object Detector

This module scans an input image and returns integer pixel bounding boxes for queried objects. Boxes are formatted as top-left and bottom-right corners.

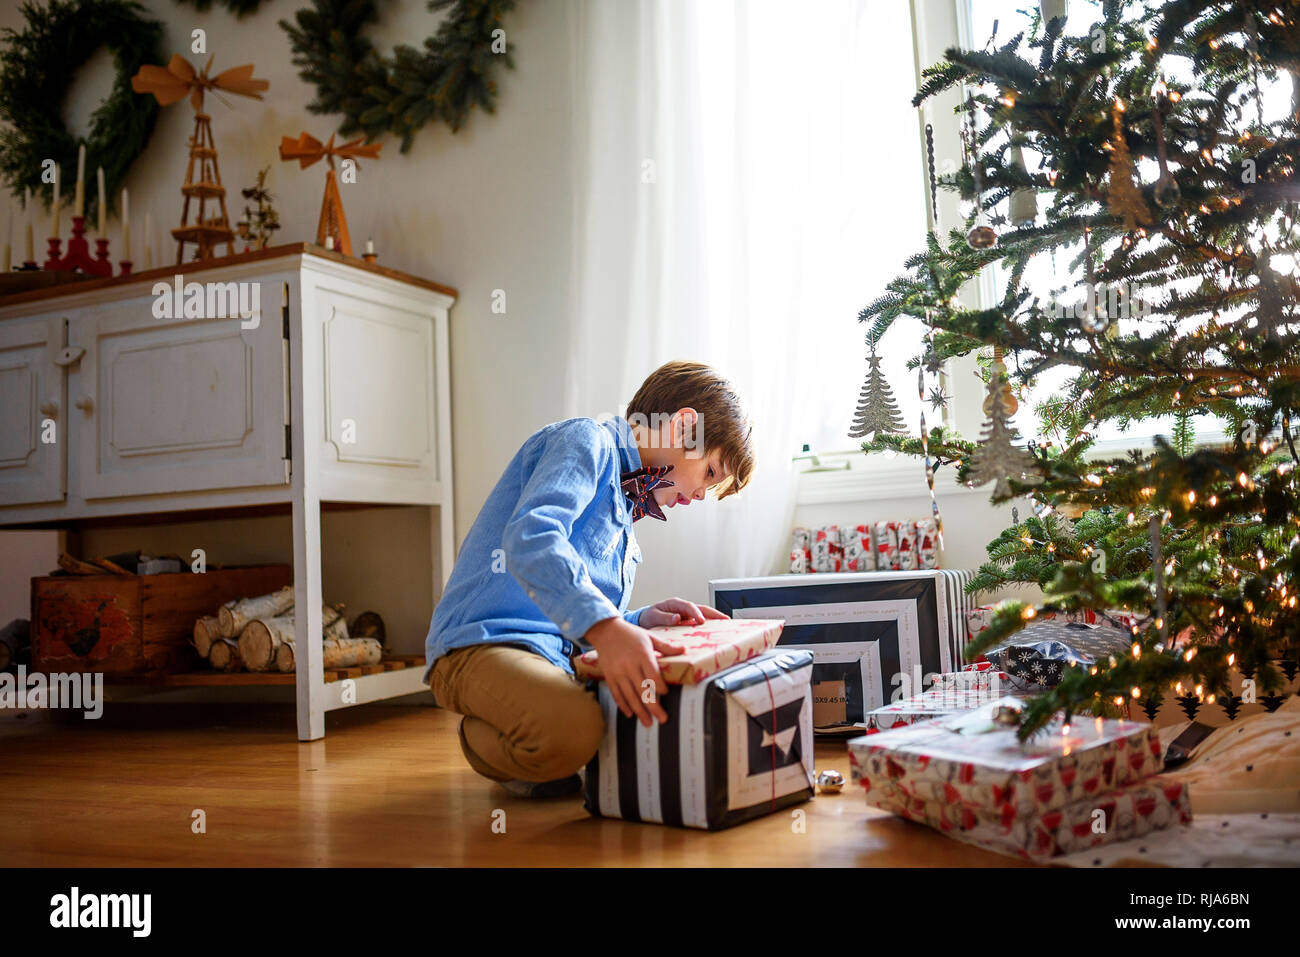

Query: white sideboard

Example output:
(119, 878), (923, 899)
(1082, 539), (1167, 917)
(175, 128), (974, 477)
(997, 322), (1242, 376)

(0, 244), (456, 740)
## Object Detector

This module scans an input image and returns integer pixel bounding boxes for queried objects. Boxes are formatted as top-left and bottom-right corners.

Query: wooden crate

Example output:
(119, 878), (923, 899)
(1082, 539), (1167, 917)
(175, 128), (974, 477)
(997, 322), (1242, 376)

(31, 565), (292, 675)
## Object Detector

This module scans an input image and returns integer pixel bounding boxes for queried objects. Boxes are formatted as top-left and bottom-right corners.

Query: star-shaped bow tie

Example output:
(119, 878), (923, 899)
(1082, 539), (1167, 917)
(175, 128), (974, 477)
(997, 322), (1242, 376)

(620, 465), (675, 522)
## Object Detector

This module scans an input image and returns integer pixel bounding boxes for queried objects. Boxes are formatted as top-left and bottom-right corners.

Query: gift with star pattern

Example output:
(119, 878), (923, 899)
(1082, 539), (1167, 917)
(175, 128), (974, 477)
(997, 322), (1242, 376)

(980, 618), (1135, 690)
(584, 649), (816, 830)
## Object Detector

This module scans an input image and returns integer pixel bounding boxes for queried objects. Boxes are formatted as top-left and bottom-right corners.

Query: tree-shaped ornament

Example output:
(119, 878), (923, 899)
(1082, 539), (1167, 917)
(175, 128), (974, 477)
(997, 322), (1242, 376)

(279, 132), (382, 256)
(848, 332), (907, 439)
(1106, 99), (1153, 231)
(131, 55), (268, 263)
(967, 350), (1041, 499)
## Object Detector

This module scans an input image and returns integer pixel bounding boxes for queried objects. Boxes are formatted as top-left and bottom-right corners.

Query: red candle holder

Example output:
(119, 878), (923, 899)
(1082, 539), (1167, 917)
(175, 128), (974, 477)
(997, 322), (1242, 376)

(92, 237), (112, 276)
(43, 238), (63, 271)
(53, 216), (112, 276)
(118, 260), (133, 275)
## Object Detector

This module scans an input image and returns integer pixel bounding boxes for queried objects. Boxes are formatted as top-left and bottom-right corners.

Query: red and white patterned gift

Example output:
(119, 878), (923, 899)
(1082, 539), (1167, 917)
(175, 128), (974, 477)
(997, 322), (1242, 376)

(915, 518), (940, 569)
(841, 524), (876, 572)
(573, 617), (785, 685)
(873, 520), (901, 570)
(847, 697), (1164, 819)
(811, 526), (842, 573)
(898, 521), (920, 571)
(867, 776), (1192, 860)
(863, 678), (1025, 732)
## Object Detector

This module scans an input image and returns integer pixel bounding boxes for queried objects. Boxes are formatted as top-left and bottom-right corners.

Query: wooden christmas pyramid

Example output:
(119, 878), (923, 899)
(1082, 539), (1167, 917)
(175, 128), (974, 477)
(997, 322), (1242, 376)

(279, 132), (382, 256)
(131, 55), (268, 263)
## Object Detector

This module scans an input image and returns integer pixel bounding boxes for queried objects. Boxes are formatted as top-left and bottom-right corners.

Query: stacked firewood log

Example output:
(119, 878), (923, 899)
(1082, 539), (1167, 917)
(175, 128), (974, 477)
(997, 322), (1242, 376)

(191, 586), (384, 673)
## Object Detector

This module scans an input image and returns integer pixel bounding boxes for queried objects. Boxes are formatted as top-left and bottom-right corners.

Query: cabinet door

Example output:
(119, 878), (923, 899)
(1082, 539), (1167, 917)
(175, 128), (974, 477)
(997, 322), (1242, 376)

(313, 283), (441, 500)
(0, 315), (66, 505)
(71, 282), (290, 499)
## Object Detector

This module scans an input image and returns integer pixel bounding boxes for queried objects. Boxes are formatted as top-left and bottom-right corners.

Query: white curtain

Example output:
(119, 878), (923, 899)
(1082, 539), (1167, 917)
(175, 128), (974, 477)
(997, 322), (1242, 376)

(565, 0), (923, 607)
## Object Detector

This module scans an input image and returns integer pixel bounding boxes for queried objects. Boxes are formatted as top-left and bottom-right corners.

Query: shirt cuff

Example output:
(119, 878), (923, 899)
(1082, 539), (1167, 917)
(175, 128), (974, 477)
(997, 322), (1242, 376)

(623, 605), (649, 627)
(553, 585), (622, 645)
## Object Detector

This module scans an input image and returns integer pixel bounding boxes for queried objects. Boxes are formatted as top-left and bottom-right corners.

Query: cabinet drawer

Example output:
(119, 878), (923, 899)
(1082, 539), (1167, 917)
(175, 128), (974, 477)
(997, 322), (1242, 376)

(71, 283), (290, 499)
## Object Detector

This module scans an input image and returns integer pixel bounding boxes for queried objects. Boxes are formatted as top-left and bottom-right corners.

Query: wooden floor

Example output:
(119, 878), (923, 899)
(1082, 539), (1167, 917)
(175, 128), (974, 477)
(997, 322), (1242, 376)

(0, 700), (1035, 867)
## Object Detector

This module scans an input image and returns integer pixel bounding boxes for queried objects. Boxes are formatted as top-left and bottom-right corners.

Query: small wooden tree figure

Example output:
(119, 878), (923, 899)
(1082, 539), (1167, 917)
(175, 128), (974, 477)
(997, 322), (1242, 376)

(279, 132), (382, 256)
(967, 353), (1042, 499)
(236, 167), (281, 252)
(848, 333), (907, 439)
(131, 55), (268, 263)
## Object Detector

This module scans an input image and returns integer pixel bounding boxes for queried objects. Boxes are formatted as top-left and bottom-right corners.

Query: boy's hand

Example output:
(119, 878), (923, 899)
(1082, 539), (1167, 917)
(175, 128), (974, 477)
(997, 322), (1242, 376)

(584, 617), (686, 727)
(638, 598), (730, 629)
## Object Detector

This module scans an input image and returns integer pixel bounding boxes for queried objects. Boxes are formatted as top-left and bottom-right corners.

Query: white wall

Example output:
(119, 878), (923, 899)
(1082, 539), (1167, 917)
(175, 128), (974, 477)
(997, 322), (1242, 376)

(0, 0), (1033, 636)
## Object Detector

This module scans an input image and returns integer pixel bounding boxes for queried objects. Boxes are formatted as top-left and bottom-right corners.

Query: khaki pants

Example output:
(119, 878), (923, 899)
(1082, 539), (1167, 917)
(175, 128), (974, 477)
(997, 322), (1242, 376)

(429, 643), (606, 783)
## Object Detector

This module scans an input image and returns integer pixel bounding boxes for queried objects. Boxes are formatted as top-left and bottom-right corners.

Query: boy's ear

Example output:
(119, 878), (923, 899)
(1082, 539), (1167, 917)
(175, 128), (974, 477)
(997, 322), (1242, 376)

(674, 407), (702, 456)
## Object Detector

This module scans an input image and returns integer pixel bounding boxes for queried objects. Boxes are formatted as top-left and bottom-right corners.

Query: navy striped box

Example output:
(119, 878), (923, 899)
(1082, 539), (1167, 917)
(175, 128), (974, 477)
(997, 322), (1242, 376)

(583, 649), (815, 830)
(709, 570), (974, 733)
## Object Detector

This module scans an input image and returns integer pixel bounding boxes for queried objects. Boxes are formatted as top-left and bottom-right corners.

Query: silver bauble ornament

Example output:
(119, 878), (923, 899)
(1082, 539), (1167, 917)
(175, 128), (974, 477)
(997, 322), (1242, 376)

(1153, 173), (1181, 209)
(1081, 308), (1111, 335)
(816, 769), (845, 793)
(992, 702), (1024, 727)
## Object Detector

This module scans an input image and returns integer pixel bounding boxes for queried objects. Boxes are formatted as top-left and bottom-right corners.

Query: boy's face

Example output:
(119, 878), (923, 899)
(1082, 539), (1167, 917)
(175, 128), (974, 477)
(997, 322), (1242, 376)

(634, 408), (731, 511)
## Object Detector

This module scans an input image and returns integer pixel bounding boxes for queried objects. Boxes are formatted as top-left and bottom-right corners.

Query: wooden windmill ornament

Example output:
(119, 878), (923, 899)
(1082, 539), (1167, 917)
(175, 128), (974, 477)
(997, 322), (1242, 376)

(279, 132), (382, 257)
(131, 55), (268, 264)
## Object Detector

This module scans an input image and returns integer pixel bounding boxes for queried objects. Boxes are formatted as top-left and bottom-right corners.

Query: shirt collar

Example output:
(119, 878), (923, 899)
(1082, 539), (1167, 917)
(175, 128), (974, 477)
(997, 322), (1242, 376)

(602, 415), (642, 474)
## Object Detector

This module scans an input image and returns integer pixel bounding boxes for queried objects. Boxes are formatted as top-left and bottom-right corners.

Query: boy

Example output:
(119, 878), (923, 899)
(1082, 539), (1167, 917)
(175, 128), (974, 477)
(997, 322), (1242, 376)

(425, 360), (754, 797)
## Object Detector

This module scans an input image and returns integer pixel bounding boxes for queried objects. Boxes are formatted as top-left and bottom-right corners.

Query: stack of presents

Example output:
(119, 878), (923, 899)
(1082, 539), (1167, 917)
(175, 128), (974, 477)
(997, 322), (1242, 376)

(573, 567), (1300, 861)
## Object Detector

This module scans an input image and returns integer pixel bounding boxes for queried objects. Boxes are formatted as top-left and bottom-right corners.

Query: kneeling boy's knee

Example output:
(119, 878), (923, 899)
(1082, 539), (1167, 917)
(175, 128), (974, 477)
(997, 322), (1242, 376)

(516, 691), (605, 779)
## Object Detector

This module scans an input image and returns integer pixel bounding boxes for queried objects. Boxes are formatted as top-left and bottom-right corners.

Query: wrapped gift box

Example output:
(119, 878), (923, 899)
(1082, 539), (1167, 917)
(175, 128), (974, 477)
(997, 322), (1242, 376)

(573, 617), (784, 685)
(865, 683), (1026, 732)
(864, 669), (1024, 732)
(847, 697), (1163, 819)
(983, 619), (1135, 690)
(965, 603), (1140, 650)
(709, 570), (974, 733)
(869, 776), (1191, 860)
(583, 649), (815, 830)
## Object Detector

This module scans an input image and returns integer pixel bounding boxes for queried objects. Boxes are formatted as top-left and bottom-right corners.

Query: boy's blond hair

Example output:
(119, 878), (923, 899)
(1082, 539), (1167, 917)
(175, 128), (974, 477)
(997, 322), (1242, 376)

(626, 360), (754, 500)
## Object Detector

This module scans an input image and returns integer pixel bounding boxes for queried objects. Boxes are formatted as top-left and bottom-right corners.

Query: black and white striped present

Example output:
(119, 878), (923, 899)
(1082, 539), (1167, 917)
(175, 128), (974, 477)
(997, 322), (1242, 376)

(709, 570), (975, 733)
(583, 649), (815, 830)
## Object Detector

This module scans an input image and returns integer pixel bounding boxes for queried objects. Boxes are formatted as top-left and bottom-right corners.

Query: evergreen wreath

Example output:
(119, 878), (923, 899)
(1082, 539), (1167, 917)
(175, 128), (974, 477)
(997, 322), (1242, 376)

(171, 0), (266, 16)
(0, 0), (164, 220)
(281, 0), (518, 153)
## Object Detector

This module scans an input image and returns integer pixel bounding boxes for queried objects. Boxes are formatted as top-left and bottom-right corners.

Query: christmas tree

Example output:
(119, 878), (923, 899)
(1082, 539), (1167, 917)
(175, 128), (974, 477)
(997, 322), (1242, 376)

(859, 0), (1300, 737)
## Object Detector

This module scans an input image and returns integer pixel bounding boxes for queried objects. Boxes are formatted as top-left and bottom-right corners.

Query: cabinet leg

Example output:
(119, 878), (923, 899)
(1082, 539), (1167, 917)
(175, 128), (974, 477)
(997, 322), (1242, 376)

(294, 494), (325, 741)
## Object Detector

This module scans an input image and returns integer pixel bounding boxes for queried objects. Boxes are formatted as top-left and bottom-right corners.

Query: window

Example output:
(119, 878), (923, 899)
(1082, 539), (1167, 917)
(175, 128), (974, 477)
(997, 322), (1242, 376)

(795, 0), (932, 456)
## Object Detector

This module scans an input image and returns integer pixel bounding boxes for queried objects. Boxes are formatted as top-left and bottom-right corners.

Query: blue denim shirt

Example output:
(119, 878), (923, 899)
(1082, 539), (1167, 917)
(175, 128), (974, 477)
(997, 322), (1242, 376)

(423, 415), (650, 683)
